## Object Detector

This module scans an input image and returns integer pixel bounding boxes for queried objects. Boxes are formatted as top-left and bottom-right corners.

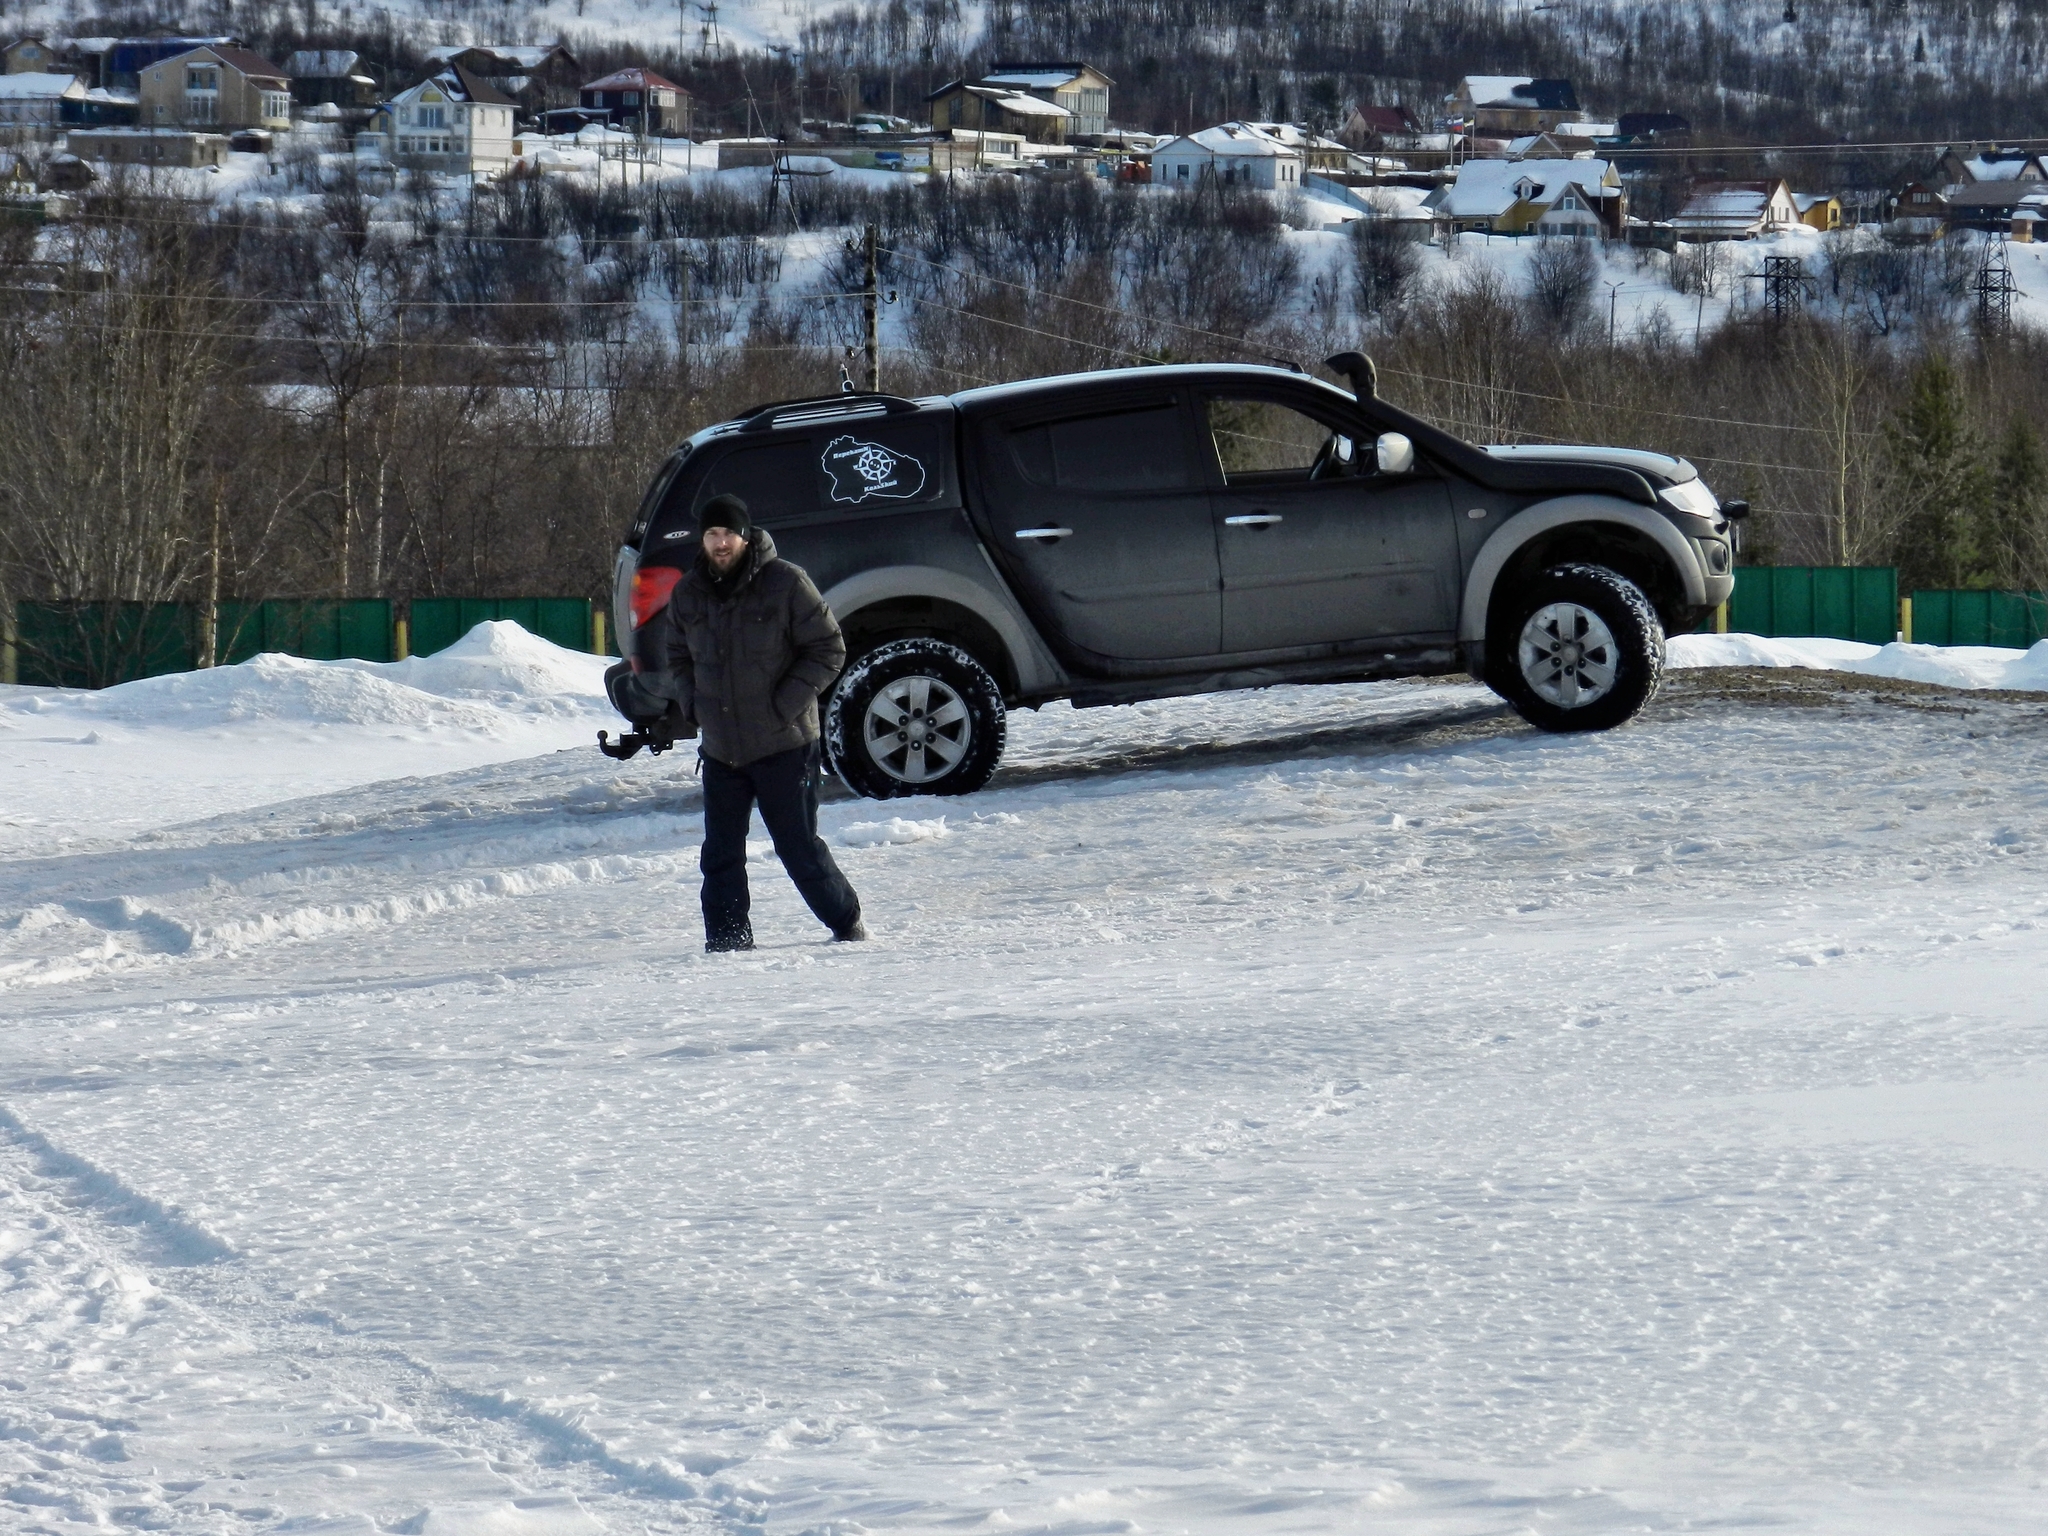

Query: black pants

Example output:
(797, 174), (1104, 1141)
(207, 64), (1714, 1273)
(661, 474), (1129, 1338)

(699, 742), (861, 947)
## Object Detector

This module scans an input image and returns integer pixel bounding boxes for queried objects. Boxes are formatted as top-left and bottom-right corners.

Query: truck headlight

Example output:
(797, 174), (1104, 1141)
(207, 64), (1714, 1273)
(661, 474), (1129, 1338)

(1658, 479), (1719, 518)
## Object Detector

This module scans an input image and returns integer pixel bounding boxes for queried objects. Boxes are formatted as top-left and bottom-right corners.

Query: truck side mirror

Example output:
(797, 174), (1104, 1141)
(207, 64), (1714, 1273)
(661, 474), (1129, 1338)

(1376, 432), (1415, 475)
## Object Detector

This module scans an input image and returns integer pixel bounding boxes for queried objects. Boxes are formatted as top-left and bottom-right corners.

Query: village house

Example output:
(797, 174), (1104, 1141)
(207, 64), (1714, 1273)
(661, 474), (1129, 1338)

(1934, 146), (2045, 186)
(1507, 130), (1603, 160)
(423, 44), (579, 121)
(1890, 179), (1948, 237)
(78, 36), (235, 91)
(1338, 103), (1422, 151)
(1794, 193), (1842, 231)
(66, 125), (228, 167)
(576, 67), (688, 136)
(285, 51), (378, 113)
(1422, 156), (1624, 238)
(982, 62), (1112, 137)
(0, 71), (84, 129)
(139, 46), (291, 132)
(1938, 179), (2048, 234)
(1151, 122), (1306, 190)
(1239, 120), (1353, 173)
(1670, 179), (1801, 240)
(3, 36), (58, 73)
(367, 65), (517, 176)
(1452, 76), (1582, 135)
(926, 78), (1071, 144)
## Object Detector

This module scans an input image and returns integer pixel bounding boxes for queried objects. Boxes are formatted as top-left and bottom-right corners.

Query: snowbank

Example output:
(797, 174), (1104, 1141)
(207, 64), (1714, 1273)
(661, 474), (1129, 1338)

(1670, 633), (2048, 691)
(0, 622), (616, 848)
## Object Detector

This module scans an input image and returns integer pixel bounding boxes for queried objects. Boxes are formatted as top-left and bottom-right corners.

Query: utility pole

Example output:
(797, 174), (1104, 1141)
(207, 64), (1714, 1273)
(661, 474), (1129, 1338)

(1758, 253), (1812, 320)
(1976, 238), (2017, 334)
(862, 221), (880, 392)
(1605, 279), (1623, 347)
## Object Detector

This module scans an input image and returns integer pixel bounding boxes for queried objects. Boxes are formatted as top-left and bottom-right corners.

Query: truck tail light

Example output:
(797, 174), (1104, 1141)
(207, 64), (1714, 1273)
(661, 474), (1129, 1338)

(629, 566), (682, 629)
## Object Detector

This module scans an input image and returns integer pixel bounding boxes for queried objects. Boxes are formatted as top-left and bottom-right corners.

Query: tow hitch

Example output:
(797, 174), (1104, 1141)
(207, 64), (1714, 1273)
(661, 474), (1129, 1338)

(597, 728), (675, 761)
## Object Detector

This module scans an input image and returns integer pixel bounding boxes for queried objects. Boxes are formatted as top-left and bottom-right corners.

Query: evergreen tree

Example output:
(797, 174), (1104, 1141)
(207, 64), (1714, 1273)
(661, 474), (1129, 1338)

(1885, 355), (1987, 590)
(1983, 418), (2046, 591)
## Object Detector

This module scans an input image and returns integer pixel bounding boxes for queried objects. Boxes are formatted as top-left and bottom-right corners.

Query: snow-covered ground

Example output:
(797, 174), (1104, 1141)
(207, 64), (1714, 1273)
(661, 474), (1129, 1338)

(3, 627), (2047, 1533)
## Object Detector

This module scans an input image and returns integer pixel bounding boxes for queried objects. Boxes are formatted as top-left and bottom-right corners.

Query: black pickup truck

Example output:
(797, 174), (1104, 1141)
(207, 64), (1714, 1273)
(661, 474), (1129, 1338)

(606, 356), (1741, 798)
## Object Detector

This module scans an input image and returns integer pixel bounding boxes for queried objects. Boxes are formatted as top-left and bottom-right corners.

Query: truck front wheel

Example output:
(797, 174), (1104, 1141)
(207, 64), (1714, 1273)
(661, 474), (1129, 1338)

(1490, 563), (1665, 733)
(825, 638), (1008, 799)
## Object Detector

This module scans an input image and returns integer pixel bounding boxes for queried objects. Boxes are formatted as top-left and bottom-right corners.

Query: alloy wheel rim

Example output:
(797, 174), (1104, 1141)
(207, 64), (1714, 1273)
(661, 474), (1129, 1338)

(1518, 602), (1619, 708)
(863, 674), (972, 784)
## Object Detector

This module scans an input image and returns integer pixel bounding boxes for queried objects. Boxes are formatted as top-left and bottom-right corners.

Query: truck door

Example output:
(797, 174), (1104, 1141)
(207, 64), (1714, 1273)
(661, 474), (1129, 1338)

(975, 395), (1221, 663)
(1201, 390), (1460, 654)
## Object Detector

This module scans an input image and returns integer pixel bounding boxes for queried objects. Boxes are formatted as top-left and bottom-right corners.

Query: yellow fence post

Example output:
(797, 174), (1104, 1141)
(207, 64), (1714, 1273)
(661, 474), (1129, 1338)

(593, 608), (607, 656)
(1899, 596), (1912, 645)
(395, 617), (410, 661)
(1714, 601), (1728, 634)
(1, 599), (15, 686)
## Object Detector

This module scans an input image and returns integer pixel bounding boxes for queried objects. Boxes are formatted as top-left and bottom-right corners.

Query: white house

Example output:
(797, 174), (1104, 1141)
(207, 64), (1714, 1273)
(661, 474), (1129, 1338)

(1151, 121), (1304, 190)
(367, 64), (516, 176)
(1670, 179), (1801, 240)
(1421, 156), (1623, 237)
(0, 70), (85, 126)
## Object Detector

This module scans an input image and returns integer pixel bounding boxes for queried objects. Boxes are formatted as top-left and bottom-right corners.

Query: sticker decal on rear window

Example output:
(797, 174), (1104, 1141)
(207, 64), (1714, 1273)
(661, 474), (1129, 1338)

(823, 435), (929, 504)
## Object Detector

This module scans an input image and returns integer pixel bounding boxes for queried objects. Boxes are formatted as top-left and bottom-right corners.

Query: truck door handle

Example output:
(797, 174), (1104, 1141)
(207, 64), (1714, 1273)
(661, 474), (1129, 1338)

(1014, 527), (1074, 541)
(1224, 513), (1283, 527)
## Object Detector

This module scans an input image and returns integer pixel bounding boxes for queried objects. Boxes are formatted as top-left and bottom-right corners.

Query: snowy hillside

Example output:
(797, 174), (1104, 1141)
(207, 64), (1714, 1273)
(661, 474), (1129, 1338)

(3, 626), (2048, 1531)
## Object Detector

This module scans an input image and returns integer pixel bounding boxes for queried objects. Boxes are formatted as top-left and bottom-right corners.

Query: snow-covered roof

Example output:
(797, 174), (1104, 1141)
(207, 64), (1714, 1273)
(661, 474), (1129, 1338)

(1155, 122), (1301, 159)
(1792, 192), (1835, 212)
(1672, 182), (1789, 229)
(983, 69), (1077, 90)
(1463, 75), (1533, 107)
(1958, 153), (2041, 182)
(1461, 76), (1578, 111)
(1239, 121), (1347, 151)
(1555, 120), (1617, 137)
(1506, 132), (1598, 158)
(0, 71), (83, 99)
(389, 65), (517, 110)
(583, 67), (683, 94)
(960, 85), (1071, 118)
(1427, 156), (1614, 216)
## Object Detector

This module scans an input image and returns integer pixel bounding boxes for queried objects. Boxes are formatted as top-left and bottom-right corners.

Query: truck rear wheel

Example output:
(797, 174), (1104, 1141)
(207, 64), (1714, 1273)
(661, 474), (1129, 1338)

(1490, 563), (1664, 733)
(825, 638), (1007, 799)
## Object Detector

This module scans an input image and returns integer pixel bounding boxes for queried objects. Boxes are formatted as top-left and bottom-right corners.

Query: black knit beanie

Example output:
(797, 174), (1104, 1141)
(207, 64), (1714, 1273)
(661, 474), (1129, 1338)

(697, 493), (751, 540)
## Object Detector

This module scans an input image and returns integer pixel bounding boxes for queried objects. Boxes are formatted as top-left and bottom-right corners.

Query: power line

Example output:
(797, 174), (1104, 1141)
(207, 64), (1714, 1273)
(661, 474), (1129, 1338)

(885, 244), (1881, 438)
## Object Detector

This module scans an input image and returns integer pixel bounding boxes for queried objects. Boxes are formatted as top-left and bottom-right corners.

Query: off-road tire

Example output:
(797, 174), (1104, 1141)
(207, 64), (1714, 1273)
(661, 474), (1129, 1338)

(825, 639), (1007, 799)
(1489, 563), (1664, 733)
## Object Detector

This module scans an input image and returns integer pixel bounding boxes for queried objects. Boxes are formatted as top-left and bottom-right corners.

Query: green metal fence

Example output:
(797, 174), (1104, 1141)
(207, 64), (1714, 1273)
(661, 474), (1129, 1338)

(408, 598), (594, 658)
(13, 602), (199, 688)
(1728, 566), (1900, 645)
(1908, 589), (2048, 648)
(6, 598), (603, 688)
(214, 600), (394, 666)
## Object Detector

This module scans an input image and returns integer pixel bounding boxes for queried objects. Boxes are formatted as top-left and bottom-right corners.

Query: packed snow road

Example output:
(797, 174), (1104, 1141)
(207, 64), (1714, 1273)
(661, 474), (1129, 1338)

(2, 629), (2047, 1534)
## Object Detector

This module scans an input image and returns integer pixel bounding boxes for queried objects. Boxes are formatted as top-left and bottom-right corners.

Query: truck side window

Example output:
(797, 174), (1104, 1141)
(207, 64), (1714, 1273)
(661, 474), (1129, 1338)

(1205, 397), (1351, 482)
(694, 442), (822, 523)
(1009, 403), (1196, 493)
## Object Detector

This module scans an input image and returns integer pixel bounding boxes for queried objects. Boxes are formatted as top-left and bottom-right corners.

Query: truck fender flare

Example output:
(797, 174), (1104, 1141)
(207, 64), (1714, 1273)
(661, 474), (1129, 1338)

(820, 564), (1062, 695)
(1460, 494), (1704, 644)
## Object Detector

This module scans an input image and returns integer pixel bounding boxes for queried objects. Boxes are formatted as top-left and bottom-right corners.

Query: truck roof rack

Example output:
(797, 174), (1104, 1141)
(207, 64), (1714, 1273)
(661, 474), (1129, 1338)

(736, 392), (925, 433)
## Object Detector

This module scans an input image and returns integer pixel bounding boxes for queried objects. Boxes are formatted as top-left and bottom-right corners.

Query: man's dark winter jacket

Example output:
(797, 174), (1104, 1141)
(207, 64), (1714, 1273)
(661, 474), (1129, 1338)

(654, 530), (846, 768)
